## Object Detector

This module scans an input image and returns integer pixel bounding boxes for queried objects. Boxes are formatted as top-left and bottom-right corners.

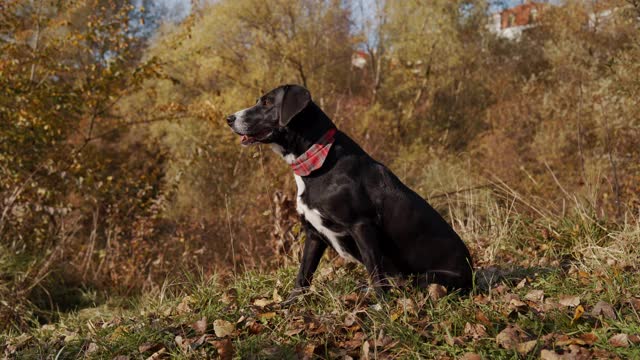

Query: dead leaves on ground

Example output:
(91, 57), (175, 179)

(147, 280), (637, 360)
(4, 269), (639, 360)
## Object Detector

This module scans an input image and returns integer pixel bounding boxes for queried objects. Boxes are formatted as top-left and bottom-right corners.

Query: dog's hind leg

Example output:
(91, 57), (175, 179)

(349, 221), (392, 297)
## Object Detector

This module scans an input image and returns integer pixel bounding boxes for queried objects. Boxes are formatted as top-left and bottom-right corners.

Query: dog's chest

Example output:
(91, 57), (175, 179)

(294, 175), (357, 262)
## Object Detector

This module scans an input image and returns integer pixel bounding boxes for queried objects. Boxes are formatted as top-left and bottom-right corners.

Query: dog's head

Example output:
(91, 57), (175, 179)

(226, 84), (311, 146)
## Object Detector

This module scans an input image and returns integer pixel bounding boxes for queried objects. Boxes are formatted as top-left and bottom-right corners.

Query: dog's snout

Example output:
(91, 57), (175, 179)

(226, 114), (236, 125)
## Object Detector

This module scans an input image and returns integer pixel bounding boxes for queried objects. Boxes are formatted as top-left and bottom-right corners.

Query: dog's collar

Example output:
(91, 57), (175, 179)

(290, 128), (337, 176)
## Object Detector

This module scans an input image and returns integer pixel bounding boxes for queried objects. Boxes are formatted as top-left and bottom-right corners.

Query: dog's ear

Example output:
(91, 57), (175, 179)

(278, 85), (311, 127)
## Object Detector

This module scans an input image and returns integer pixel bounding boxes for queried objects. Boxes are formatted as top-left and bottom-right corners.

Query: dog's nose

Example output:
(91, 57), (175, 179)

(226, 115), (236, 125)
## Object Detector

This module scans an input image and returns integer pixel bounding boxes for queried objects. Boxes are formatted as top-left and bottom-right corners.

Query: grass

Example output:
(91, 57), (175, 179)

(2, 256), (639, 359)
(2, 161), (639, 359)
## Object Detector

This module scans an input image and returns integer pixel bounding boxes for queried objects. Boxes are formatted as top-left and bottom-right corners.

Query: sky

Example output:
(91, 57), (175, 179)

(147, 0), (565, 30)
(153, 0), (563, 19)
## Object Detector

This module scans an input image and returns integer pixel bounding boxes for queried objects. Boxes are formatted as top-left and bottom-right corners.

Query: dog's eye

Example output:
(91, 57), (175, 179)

(261, 98), (272, 107)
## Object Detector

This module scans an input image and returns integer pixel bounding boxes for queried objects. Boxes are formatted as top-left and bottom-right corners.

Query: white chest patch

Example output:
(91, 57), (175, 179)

(294, 175), (357, 262)
(271, 144), (297, 164)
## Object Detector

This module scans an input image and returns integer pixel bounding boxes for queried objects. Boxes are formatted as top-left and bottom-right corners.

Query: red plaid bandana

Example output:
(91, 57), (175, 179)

(290, 128), (337, 176)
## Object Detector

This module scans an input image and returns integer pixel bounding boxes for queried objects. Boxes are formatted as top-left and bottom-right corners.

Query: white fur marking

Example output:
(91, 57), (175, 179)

(270, 144), (297, 164)
(294, 175), (357, 262)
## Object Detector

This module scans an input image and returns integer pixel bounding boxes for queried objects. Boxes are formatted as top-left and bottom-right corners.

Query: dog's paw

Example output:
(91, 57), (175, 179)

(281, 287), (307, 307)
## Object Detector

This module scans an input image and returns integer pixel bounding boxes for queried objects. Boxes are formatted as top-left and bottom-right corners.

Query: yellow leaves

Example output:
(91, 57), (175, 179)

(213, 319), (235, 338)
(516, 340), (538, 355)
(258, 312), (276, 321)
(253, 298), (272, 308)
(571, 305), (585, 324)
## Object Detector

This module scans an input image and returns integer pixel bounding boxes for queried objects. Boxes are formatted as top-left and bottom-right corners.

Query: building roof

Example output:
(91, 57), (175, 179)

(500, 2), (547, 29)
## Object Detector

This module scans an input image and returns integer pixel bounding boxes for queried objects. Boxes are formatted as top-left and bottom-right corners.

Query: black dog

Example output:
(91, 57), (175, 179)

(226, 85), (473, 303)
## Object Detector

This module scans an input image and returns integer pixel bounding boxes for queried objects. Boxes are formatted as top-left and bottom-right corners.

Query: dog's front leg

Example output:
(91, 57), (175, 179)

(350, 221), (390, 297)
(282, 222), (327, 306)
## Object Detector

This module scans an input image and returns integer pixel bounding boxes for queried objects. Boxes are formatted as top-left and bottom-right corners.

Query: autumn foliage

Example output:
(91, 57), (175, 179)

(1, 0), (639, 343)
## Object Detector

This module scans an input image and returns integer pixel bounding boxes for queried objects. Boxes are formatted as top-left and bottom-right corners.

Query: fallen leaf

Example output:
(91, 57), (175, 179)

(516, 340), (537, 355)
(473, 294), (490, 305)
(464, 322), (487, 340)
(109, 326), (127, 341)
(428, 284), (447, 301)
(253, 298), (272, 308)
(593, 349), (617, 358)
(555, 335), (581, 347)
(343, 332), (366, 349)
(285, 327), (304, 337)
(176, 296), (193, 314)
(629, 334), (640, 344)
(208, 339), (233, 360)
(86, 342), (99, 355)
(397, 297), (416, 314)
(344, 312), (357, 327)
(373, 334), (397, 349)
(213, 319), (235, 338)
(361, 340), (370, 360)
(475, 310), (491, 326)
(591, 301), (616, 319)
(174, 335), (187, 352)
(307, 322), (328, 336)
(298, 343), (316, 360)
(571, 305), (585, 323)
(496, 325), (524, 350)
(145, 348), (167, 360)
(139, 342), (164, 353)
(258, 312), (276, 321)
(524, 290), (544, 302)
(579, 332), (598, 345)
(608, 333), (629, 348)
(460, 353), (482, 360)
(192, 316), (207, 334)
(247, 320), (263, 334)
(272, 288), (283, 303)
(220, 290), (237, 305)
(444, 334), (464, 346)
(558, 295), (581, 307)
(342, 293), (359, 304)
(492, 284), (508, 295)
(509, 298), (528, 311)
(540, 349), (562, 360)
(629, 297), (640, 311)
(516, 278), (527, 289)
(567, 344), (594, 359)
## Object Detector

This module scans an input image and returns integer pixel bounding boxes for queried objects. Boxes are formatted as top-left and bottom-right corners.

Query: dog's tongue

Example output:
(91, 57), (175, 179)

(240, 134), (255, 145)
